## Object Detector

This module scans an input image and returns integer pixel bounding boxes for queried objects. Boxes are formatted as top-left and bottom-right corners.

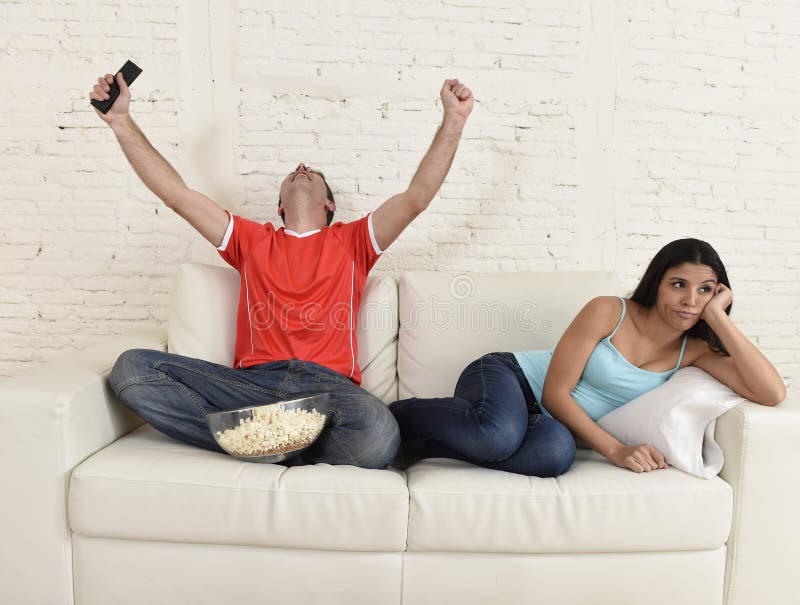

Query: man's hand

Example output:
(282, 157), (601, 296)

(89, 72), (131, 126)
(440, 79), (474, 126)
(370, 80), (473, 251)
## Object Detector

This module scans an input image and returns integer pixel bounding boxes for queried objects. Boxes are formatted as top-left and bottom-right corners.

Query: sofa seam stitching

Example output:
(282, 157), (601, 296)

(723, 405), (748, 605)
(408, 490), (731, 497)
(57, 391), (72, 604)
(72, 475), (408, 496)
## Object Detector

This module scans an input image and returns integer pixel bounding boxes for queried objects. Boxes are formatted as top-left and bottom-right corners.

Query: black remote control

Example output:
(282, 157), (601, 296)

(90, 60), (142, 114)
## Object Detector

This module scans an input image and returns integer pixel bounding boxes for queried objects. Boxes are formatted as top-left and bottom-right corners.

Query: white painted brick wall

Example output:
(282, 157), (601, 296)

(1, 0), (798, 383)
(615, 0), (800, 381)
(0, 0), (185, 376)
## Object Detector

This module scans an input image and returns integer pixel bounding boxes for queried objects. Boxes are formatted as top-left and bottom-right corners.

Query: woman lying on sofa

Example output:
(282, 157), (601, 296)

(389, 238), (786, 477)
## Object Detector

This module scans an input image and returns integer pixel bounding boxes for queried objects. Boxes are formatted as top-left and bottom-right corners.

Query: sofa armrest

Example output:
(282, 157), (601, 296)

(716, 388), (800, 605)
(0, 330), (167, 605)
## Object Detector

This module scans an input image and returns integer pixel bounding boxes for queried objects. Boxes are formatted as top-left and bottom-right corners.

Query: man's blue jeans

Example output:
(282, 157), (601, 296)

(389, 352), (576, 477)
(108, 349), (400, 469)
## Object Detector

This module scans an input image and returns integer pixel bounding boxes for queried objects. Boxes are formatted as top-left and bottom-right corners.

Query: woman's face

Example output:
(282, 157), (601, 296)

(655, 262), (719, 330)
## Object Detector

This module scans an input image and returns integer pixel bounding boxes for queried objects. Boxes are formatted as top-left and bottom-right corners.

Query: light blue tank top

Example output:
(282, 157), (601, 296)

(514, 297), (688, 421)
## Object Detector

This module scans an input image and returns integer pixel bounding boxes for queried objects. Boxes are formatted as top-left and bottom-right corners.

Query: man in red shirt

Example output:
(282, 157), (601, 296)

(96, 71), (473, 468)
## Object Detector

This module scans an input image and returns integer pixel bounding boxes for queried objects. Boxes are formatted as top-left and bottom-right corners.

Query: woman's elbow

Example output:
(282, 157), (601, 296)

(757, 382), (787, 407)
(541, 386), (569, 412)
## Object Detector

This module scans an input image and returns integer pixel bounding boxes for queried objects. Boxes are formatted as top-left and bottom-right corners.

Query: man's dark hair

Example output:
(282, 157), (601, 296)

(630, 238), (731, 355)
(278, 169), (335, 226)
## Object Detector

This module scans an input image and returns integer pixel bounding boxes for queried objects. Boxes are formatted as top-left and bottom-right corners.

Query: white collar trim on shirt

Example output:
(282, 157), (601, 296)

(284, 227), (322, 238)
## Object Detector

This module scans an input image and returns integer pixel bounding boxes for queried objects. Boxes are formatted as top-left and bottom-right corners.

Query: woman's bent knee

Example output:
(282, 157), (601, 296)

(539, 420), (577, 477)
(471, 416), (528, 462)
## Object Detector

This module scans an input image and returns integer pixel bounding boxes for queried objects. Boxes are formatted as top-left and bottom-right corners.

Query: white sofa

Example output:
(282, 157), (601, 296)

(1, 262), (798, 605)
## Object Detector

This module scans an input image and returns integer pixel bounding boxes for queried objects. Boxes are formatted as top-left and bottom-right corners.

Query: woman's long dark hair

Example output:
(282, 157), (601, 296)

(630, 238), (731, 355)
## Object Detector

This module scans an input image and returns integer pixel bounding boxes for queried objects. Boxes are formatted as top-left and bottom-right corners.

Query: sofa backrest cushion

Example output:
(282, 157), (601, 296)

(168, 263), (398, 403)
(397, 271), (620, 399)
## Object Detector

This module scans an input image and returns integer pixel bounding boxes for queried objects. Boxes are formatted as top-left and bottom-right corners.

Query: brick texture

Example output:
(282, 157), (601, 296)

(1, 0), (797, 383)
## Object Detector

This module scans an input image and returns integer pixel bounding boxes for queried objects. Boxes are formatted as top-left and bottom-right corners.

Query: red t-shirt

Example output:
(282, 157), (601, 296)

(217, 212), (383, 385)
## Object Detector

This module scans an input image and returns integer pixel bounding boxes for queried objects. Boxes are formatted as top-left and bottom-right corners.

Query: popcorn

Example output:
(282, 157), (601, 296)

(215, 405), (326, 457)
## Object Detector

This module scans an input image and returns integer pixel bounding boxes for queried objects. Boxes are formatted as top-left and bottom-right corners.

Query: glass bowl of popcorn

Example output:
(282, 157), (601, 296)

(207, 393), (330, 463)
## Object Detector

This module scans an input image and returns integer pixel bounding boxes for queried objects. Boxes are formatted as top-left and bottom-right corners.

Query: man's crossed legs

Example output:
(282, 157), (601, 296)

(109, 349), (400, 469)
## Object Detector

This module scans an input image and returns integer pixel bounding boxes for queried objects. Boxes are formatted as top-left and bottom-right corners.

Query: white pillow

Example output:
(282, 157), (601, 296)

(597, 366), (746, 479)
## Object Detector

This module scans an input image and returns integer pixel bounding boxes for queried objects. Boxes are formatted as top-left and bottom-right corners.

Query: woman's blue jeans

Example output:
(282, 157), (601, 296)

(108, 349), (400, 469)
(389, 352), (576, 477)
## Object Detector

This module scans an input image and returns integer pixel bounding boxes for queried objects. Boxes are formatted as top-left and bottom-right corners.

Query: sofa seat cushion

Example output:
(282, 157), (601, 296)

(405, 449), (732, 554)
(69, 426), (409, 552)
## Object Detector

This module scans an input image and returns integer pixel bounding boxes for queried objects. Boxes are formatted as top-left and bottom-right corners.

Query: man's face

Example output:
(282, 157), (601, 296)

(278, 163), (332, 218)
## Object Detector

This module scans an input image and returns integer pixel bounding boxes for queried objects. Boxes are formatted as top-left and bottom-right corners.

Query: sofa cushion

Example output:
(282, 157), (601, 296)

(398, 271), (620, 399)
(405, 449), (732, 553)
(168, 262), (398, 403)
(69, 426), (409, 552)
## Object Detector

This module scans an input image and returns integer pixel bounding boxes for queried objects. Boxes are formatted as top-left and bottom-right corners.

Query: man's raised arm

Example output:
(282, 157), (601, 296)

(370, 79), (473, 251)
(89, 72), (229, 247)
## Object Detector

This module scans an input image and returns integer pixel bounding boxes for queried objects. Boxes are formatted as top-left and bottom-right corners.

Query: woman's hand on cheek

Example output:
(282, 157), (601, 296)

(701, 283), (733, 321)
